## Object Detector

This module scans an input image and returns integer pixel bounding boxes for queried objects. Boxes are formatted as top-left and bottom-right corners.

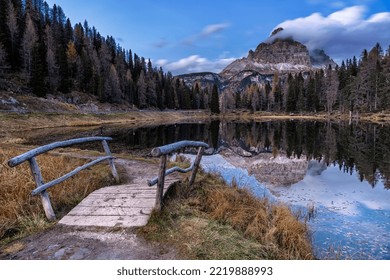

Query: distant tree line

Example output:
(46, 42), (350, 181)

(0, 0), (220, 111)
(221, 43), (390, 114)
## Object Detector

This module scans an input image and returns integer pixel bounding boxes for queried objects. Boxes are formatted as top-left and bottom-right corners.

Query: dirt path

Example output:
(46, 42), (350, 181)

(0, 225), (176, 260)
(0, 158), (179, 260)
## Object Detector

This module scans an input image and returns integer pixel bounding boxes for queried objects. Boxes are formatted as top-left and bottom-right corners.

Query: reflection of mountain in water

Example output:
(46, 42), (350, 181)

(249, 155), (309, 186)
(221, 148), (330, 187)
(69, 120), (390, 189)
(220, 149), (308, 186)
(217, 121), (390, 189)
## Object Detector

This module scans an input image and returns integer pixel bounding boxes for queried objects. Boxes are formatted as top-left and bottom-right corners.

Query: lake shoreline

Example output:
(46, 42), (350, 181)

(2, 109), (390, 138)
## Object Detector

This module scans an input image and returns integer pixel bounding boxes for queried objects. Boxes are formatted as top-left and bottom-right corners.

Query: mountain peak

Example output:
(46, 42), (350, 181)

(220, 32), (336, 78)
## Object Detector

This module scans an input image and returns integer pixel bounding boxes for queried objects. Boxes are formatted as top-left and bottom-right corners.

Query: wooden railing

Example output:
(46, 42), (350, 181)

(8, 137), (119, 221)
(147, 140), (209, 211)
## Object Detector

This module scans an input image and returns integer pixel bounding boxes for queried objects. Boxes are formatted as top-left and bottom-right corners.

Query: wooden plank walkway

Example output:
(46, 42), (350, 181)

(59, 159), (180, 228)
(59, 178), (178, 227)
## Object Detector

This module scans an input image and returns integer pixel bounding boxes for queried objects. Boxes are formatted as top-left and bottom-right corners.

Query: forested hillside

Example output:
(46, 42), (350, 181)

(0, 0), (216, 110)
(220, 43), (390, 114)
(0, 0), (389, 114)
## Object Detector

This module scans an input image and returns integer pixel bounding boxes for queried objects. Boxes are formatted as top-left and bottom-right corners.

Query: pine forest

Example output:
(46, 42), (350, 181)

(0, 0), (390, 115)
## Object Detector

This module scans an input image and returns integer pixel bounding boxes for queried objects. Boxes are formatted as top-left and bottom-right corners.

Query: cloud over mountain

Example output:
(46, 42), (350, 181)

(271, 5), (390, 61)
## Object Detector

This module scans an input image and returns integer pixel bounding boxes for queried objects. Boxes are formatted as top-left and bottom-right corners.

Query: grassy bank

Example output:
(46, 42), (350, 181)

(139, 172), (314, 260)
(0, 144), (113, 245)
(0, 143), (315, 259)
(0, 110), (211, 135)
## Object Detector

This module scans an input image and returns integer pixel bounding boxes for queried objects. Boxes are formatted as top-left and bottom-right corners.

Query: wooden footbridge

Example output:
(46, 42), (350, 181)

(8, 137), (208, 228)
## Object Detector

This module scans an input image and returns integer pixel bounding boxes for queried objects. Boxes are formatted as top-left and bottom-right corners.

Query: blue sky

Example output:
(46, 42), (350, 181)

(44, 0), (390, 75)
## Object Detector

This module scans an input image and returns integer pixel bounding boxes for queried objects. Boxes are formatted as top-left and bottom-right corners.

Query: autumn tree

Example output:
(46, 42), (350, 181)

(22, 14), (37, 80)
(272, 72), (282, 111)
(45, 24), (58, 91)
(137, 70), (147, 108)
(106, 64), (121, 102)
(66, 41), (77, 88)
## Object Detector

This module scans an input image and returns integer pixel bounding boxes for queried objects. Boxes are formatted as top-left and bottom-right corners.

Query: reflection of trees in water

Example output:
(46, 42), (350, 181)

(111, 120), (390, 188)
(110, 123), (216, 153)
(221, 121), (390, 188)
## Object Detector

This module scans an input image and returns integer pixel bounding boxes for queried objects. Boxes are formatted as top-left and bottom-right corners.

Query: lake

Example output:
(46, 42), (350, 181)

(26, 119), (390, 259)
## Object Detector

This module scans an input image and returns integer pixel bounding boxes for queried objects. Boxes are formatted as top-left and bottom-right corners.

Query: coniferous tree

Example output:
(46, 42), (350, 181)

(137, 70), (147, 108)
(6, 0), (20, 70)
(306, 74), (318, 111)
(272, 72), (282, 111)
(286, 73), (296, 112)
(324, 65), (339, 113)
(0, 42), (8, 77)
(210, 84), (220, 114)
(30, 40), (47, 97)
(22, 13), (37, 80)
(296, 72), (305, 112)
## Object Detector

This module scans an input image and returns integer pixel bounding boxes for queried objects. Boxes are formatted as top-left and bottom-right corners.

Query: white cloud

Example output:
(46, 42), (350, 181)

(272, 5), (390, 62)
(182, 22), (230, 46)
(201, 23), (230, 37)
(155, 59), (169, 67)
(155, 55), (236, 75)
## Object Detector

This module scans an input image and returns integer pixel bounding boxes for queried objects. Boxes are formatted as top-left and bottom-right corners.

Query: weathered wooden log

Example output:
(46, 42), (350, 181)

(147, 164), (194, 186)
(8, 137), (113, 167)
(28, 157), (56, 221)
(155, 155), (167, 211)
(102, 140), (119, 182)
(31, 156), (114, 196)
(189, 146), (205, 187)
(150, 140), (209, 157)
(8, 136), (118, 221)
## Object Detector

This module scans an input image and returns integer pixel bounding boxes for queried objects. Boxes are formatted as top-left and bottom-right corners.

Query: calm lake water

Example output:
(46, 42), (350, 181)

(99, 120), (390, 259)
(27, 119), (390, 259)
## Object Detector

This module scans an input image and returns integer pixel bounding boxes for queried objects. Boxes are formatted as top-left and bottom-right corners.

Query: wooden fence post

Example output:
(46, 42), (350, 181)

(155, 155), (167, 212)
(28, 157), (56, 221)
(102, 140), (119, 182)
(189, 147), (205, 187)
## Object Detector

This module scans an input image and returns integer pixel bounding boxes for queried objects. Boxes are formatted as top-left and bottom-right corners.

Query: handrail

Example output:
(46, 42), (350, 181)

(8, 137), (119, 221)
(148, 140), (209, 211)
(8, 137), (113, 167)
(31, 156), (114, 196)
(147, 164), (194, 186)
(150, 140), (209, 157)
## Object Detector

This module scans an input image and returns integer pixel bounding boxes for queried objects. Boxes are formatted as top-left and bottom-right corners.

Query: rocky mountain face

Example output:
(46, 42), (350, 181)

(178, 72), (224, 89)
(221, 38), (313, 78)
(178, 29), (337, 92)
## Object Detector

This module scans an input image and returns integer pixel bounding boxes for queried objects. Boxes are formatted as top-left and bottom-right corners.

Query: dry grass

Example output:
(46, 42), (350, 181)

(140, 171), (314, 260)
(0, 110), (211, 140)
(0, 145), (113, 243)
